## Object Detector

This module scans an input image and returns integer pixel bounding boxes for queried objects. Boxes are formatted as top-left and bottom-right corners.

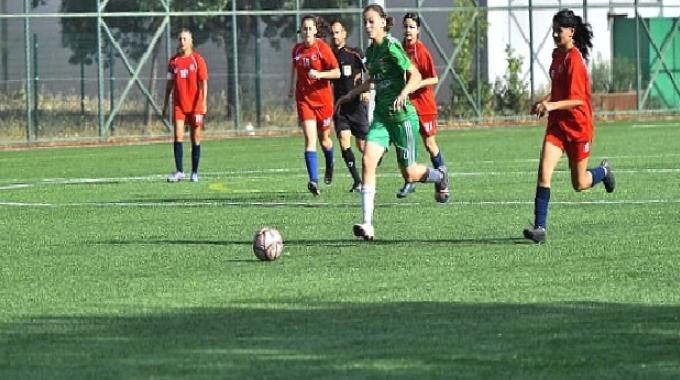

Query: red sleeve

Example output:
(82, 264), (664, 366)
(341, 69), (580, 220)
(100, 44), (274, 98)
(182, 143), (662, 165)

(567, 51), (587, 101)
(320, 42), (339, 70)
(167, 56), (174, 74)
(197, 54), (208, 81)
(291, 44), (299, 62)
(417, 47), (437, 79)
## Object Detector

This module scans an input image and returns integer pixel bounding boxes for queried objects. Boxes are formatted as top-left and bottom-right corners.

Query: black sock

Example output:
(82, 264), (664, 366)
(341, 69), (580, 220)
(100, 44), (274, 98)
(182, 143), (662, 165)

(534, 186), (550, 228)
(342, 148), (361, 184)
(173, 141), (183, 172)
(191, 144), (201, 173)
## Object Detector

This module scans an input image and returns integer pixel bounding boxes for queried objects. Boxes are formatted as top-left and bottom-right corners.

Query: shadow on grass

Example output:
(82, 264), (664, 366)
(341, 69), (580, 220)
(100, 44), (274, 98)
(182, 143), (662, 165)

(1, 302), (679, 379)
(102, 237), (528, 248)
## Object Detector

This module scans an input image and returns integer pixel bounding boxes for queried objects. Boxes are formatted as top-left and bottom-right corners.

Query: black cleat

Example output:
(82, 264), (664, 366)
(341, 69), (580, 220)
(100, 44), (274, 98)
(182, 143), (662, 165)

(396, 182), (416, 198)
(324, 165), (333, 185)
(601, 159), (615, 193)
(523, 226), (546, 244)
(434, 166), (450, 203)
(307, 181), (320, 196)
(349, 182), (362, 193)
(352, 223), (375, 241)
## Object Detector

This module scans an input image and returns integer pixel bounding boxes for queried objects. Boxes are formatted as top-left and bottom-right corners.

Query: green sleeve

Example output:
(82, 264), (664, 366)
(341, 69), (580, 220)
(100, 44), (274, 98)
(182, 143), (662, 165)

(388, 41), (412, 72)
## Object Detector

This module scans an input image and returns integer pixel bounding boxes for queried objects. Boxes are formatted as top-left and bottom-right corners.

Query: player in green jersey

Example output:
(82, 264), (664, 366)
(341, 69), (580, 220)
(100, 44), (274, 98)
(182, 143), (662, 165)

(335, 4), (450, 241)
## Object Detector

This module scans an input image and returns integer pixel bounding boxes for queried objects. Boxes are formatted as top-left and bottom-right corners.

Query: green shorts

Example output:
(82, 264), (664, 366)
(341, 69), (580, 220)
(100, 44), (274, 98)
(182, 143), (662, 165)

(366, 107), (420, 168)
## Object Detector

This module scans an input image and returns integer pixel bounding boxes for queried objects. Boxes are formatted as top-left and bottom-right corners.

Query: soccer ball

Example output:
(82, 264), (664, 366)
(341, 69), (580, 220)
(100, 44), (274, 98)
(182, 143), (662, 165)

(253, 227), (284, 261)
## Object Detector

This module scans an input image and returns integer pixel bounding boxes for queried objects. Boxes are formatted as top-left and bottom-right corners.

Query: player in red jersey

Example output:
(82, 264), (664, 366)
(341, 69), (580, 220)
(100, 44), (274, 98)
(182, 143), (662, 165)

(162, 28), (208, 183)
(523, 9), (615, 244)
(397, 13), (448, 198)
(288, 15), (340, 196)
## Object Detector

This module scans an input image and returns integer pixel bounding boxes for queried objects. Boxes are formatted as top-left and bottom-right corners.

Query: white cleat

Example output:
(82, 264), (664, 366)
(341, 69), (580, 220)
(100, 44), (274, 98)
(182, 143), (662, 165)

(353, 223), (375, 241)
(167, 171), (185, 182)
(190, 172), (199, 182)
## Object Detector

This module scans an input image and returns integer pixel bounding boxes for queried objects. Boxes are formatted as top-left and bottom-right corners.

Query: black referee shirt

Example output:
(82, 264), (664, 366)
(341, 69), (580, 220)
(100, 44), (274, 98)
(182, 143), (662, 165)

(332, 46), (367, 114)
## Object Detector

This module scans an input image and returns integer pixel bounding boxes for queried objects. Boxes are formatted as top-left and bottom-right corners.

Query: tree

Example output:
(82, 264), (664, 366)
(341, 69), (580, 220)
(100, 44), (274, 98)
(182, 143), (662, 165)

(59, 0), (351, 125)
(447, 0), (489, 118)
(492, 45), (530, 115)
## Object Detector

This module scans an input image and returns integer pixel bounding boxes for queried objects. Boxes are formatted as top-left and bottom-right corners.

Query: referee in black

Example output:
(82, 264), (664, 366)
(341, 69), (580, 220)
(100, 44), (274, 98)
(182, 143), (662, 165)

(329, 19), (370, 193)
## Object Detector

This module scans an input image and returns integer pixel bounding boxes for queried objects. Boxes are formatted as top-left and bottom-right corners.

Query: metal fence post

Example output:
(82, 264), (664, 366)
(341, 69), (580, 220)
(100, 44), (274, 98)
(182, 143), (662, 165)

(33, 32), (39, 135)
(635, 0), (641, 111)
(232, 0), (241, 132)
(23, 0), (33, 144)
(528, 0), (535, 102)
(97, 0), (106, 140)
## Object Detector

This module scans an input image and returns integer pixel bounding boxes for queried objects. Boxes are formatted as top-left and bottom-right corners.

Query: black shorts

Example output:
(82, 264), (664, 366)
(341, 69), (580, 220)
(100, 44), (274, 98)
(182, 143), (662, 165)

(334, 106), (369, 140)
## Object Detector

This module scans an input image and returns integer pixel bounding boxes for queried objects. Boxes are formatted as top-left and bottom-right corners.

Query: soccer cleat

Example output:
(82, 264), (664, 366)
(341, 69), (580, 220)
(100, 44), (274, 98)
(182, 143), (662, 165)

(307, 181), (321, 196)
(190, 172), (199, 182)
(324, 165), (334, 185)
(167, 171), (185, 182)
(352, 223), (375, 241)
(601, 159), (615, 193)
(349, 182), (362, 193)
(434, 165), (450, 203)
(523, 226), (546, 244)
(396, 182), (416, 198)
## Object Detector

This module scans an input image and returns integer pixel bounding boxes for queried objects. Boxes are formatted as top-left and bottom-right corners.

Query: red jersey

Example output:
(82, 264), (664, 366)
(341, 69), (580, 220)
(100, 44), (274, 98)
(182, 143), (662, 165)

(547, 47), (593, 142)
(405, 40), (438, 116)
(167, 51), (208, 114)
(292, 40), (338, 108)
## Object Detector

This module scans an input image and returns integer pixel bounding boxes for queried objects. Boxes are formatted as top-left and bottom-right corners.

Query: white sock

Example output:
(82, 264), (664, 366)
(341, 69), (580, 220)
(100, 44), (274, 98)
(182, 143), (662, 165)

(361, 185), (376, 226)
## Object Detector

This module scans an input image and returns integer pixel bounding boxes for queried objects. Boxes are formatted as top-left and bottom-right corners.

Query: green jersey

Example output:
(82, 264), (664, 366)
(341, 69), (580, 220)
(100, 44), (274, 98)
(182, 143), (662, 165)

(366, 34), (414, 123)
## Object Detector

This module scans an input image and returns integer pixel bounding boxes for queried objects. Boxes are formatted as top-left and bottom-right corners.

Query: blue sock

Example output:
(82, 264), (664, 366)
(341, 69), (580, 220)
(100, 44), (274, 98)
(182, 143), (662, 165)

(173, 141), (183, 172)
(191, 144), (201, 173)
(534, 186), (550, 228)
(304, 151), (319, 183)
(431, 152), (444, 169)
(588, 166), (606, 187)
(322, 146), (334, 170)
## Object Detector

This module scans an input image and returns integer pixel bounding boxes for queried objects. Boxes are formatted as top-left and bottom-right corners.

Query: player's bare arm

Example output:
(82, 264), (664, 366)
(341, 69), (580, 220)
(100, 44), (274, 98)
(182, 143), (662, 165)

(335, 79), (372, 111)
(308, 67), (340, 80)
(162, 79), (174, 119)
(394, 65), (421, 111)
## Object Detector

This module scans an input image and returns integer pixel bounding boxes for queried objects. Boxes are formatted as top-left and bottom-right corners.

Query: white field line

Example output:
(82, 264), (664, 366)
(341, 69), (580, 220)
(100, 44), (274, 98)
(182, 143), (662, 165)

(0, 184), (32, 190)
(0, 167), (678, 189)
(2, 199), (680, 208)
(631, 124), (678, 129)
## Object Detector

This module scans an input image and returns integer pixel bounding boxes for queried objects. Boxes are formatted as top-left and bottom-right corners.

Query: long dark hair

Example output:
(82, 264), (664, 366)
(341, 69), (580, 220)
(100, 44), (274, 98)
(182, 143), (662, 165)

(553, 9), (593, 61)
(299, 15), (329, 39)
(402, 12), (421, 45)
(363, 4), (394, 32)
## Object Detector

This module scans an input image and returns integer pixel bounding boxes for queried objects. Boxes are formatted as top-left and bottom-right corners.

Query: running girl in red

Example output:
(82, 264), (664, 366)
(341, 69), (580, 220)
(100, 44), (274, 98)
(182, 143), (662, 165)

(523, 9), (615, 244)
(398, 12), (447, 198)
(288, 16), (340, 196)
(162, 28), (208, 183)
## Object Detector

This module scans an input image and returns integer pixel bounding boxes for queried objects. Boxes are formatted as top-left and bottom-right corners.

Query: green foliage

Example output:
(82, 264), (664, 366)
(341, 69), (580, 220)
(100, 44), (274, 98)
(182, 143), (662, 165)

(591, 54), (636, 93)
(447, 0), (488, 118)
(493, 45), (530, 115)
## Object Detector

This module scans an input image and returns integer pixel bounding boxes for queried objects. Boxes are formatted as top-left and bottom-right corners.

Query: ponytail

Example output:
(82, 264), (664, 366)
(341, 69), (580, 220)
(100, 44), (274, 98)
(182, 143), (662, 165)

(553, 9), (593, 61)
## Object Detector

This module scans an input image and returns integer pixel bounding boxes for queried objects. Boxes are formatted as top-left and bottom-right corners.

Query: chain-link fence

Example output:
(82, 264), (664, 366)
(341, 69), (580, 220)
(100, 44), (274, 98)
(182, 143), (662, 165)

(1, 0), (678, 144)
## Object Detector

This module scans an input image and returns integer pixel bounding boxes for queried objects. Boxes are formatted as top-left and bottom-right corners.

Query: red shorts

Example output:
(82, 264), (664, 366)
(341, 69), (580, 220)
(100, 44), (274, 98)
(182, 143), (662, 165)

(545, 124), (592, 161)
(297, 101), (333, 132)
(418, 114), (438, 137)
(174, 106), (204, 128)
